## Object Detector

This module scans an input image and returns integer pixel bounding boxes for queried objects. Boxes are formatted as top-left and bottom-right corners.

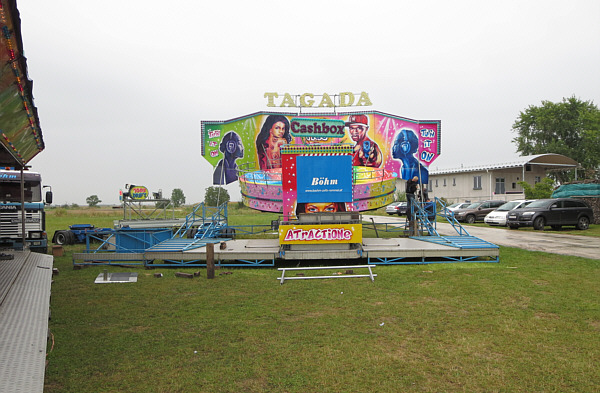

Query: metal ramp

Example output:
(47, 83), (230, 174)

(408, 198), (498, 250)
(411, 235), (499, 250)
(145, 237), (210, 252)
(409, 197), (470, 237)
(0, 251), (53, 393)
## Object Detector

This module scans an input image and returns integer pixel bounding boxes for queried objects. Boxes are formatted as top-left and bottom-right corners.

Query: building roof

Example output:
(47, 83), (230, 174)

(430, 154), (579, 175)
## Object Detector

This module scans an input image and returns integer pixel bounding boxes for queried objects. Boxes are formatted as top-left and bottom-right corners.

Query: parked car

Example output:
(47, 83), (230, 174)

(385, 202), (408, 215)
(484, 199), (535, 226)
(396, 202), (408, 215)
(447, 202), (471, 211)
(506, 198), (594, 230)
(453, 200), (506, 224)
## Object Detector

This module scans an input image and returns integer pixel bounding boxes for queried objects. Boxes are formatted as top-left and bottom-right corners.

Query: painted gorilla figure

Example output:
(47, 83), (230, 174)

(213, 131), (244, 185)
(391, 129), (428, 182)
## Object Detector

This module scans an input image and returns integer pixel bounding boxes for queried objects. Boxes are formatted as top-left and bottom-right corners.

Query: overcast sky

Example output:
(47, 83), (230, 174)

(16, 0), (600, 205)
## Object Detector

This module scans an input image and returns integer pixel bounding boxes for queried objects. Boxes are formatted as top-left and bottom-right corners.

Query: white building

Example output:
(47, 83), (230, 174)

(424, 154), (579, 203)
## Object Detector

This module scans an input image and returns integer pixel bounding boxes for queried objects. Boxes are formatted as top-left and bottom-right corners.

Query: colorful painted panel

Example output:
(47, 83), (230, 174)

(201, 111), (440, 185)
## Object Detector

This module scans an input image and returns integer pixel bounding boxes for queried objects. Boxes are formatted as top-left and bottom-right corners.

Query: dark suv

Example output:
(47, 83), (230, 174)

(452, 200), (506, 224)
(506, 198), (594, 230)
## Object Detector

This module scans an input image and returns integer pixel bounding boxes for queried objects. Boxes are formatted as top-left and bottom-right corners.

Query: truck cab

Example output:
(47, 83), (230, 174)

(0, 169), (52, 253)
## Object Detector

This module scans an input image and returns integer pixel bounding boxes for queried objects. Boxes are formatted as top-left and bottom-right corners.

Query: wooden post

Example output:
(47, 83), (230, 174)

(410, 219), (418, 237)
(206, 242), (215, 279)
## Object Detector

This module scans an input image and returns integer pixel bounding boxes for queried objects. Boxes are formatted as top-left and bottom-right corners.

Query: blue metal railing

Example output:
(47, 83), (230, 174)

(173, 202), (228, 239)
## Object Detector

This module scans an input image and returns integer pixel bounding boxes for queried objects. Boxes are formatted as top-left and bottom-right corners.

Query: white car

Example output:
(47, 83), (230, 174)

(446, 202), (471, 211)
(386, 201), (408, 215)
(484, 200), (535, 226)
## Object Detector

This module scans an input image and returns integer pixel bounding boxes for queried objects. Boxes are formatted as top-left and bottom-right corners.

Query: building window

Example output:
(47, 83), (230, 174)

(512, 182), (516, 189)
(443, 178), (446, 187)
(435, 179), (438, 187)
(535, 176), (541, 184)
(495, 178), (505, 194)
(473, 175), (482, 190)
(453, 177), (456, 186)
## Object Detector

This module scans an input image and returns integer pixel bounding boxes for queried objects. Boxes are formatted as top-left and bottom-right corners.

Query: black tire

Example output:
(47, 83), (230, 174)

(576, 216), (590, 230)
(220, 227), (236, 239)
(533, 216), (545, 230)
(54, 231), (69, 245)
(465, 215), (476, 224)
(508, 225), (519, 230)
(186, 228), (197, 239)
(66, 231), (76, 245)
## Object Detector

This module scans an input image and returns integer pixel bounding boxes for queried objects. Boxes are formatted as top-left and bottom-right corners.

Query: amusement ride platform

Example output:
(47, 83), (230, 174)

(72, 207), (499, 268)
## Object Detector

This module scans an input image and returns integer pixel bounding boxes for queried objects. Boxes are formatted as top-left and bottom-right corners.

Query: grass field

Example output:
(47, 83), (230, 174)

(43, 206), (600, 392)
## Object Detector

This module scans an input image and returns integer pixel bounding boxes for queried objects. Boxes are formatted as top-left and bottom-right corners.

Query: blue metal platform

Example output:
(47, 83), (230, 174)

(71, 199), (499, 267)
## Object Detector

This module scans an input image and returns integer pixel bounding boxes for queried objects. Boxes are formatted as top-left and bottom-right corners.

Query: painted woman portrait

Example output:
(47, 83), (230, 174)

(296, 202), (346, 215)
(256, 115), (291, 170)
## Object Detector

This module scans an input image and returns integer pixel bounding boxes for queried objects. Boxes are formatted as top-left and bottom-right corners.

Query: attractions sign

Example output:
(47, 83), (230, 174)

(279, 223), (362, 245)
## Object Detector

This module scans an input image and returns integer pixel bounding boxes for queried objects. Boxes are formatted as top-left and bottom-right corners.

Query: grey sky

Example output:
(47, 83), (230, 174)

(16, 0), (600, 205)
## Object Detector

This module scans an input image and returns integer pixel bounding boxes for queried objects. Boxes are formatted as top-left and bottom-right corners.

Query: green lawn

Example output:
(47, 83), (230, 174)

(44, 207), (600, 392)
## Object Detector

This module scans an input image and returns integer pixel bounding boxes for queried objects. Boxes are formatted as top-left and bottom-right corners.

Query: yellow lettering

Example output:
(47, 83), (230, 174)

(356, 92), (372, 106)
(265, 92), (372, 107)
(339, 92), (354, 107)
(280, 93), (296, 107)
(300, 93), (315, 107)
(318, 93), (335, 107)
(264, 92), (278, 107)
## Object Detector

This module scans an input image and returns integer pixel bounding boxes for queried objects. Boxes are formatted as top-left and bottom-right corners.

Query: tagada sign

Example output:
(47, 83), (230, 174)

(264, 92), (372, 108)
(279, 223), (362, 245)
(290, 118), (346, 138)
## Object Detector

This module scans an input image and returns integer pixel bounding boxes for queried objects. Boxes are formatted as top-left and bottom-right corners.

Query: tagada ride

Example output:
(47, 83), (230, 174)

(238, 165), (396, 215)
(71, 108), (499, 267)
(72, 159), (499, 267)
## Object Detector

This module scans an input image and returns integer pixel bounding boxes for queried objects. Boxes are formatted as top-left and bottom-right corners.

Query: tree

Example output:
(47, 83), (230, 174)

(171, 188), (186, 207)
(394, 191), (407, 202)
(518, 178), (555, 199)
(86, 195), (101, 207)
(512, 96), (600, 182)
(204, 186), (230, 206)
